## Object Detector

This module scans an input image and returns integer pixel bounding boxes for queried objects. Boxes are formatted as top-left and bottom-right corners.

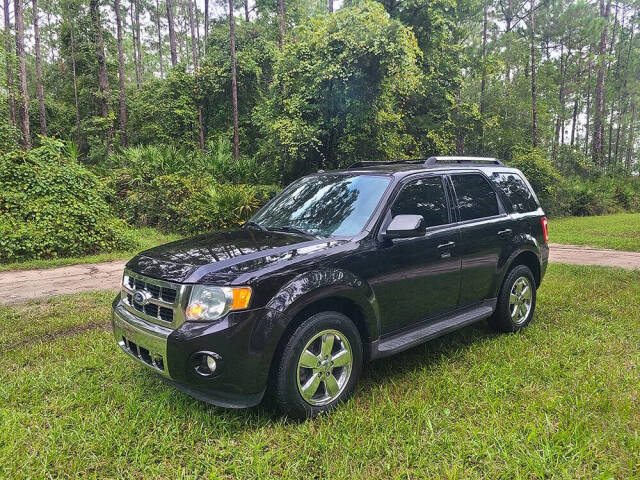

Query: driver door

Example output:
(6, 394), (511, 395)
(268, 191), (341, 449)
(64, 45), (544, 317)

(369, 175), (461, 335)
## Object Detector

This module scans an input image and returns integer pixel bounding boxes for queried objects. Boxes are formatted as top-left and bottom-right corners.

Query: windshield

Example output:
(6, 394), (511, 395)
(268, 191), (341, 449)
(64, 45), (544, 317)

(250, 174), (391, 238)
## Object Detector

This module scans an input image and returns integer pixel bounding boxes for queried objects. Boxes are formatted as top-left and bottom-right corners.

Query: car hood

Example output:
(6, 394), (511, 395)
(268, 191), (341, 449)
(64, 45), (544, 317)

(126, 229), (347, 283)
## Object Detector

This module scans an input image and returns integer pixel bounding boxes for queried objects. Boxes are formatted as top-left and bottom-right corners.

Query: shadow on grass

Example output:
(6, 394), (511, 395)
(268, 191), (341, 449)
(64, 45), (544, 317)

(129, 320), (502, 428)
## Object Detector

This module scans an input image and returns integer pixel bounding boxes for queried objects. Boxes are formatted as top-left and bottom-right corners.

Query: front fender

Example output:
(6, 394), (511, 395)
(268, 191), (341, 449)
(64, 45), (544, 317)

(265, 268), (380, 341)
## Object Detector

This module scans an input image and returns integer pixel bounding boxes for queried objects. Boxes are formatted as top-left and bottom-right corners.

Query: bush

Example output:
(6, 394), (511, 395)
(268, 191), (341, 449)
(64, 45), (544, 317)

(508, 148), (561, 212)
(114, 173), (279, 235)
(107, 139), (276, 187)
(0, 138), (133, 262)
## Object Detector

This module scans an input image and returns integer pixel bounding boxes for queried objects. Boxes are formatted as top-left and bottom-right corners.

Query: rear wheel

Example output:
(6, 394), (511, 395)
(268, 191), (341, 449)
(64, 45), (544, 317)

(490, 264), (537, 332)
(269, 311), (362, 419)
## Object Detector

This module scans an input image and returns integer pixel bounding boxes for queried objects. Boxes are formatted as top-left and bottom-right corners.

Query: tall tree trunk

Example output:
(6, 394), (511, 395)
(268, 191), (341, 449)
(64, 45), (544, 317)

(134, 0), (143, 85)
(592, 0), (611, 167)
(166, 0), (177, 67)
(195, 2), (201, 58)
(204, 0), (208, 53)
(626, 101), (636, 173)
(584, 54), (592, 156)
(3, 0), (16, 126)
(32, 0), (47, 136)
(480, 2), (487, 150)
(229, 0), (239, 160)
(570, 96), (578, 147)
(68, 10), (81, 143)
(155, 0), (164, 78)
(244, 0), (249, 21)
(14, 0), (29, 148)
(114, 0), (128, 146)
(529, 0), (538, 148)
(89, 0), (113, 154)
(130, 0), (140, 88)
(187, 0), (197, 70)
(187, 0), (204, 152)
(553, 44), (566, 158)
(328, 0), (333, 13)
(278, 0), (285, 48)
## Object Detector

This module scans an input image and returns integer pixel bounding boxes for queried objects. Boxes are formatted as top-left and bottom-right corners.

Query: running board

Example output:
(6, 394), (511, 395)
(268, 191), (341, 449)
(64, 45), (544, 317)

(370, 302), (495, 359)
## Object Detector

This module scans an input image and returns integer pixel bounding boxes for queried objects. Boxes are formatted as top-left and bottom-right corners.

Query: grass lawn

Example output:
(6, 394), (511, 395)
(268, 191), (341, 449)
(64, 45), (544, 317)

(1, 264), (638, 478)
(551, 213), (640, 252)
(0, 227), (181, 272)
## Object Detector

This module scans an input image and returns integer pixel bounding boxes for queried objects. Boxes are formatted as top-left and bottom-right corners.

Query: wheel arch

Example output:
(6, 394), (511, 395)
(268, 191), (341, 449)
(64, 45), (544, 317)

(502, 249), (542, 288)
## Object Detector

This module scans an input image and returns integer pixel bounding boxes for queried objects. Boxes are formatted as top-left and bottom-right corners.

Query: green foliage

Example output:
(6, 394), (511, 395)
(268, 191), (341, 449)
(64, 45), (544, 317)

(107, 140), (276, 186)
(114, 173), (279, 235)
(0, 138), (133, 262)
(258, 1), (423, 180)
(509, 147), (561, 210)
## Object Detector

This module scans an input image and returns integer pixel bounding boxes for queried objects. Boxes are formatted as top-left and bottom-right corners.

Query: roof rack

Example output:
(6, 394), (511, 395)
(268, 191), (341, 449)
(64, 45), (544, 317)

(424, 156), (504, 166)
(350, 156), (504, 169)
(350, 159), (428, 168)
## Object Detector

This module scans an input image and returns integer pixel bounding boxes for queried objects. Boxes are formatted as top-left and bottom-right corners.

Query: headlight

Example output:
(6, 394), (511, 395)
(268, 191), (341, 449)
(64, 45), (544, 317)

(185, 285), (252, 322)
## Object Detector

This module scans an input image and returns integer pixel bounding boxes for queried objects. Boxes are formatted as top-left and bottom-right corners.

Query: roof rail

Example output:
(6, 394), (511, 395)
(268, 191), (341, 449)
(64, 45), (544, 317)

(350, 159), (428, 168)
(424, 156), (504, 166)
(350, 156), (504, 169)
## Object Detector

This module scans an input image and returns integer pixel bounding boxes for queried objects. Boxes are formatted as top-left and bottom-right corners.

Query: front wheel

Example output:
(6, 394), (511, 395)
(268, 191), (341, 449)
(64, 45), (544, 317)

(269, 311), (363, 419)
(489, 264), (537, 332)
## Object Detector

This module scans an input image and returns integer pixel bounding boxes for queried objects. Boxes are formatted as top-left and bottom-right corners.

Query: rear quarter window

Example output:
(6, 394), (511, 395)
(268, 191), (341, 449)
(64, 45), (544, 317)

(491, 173), (539, 213)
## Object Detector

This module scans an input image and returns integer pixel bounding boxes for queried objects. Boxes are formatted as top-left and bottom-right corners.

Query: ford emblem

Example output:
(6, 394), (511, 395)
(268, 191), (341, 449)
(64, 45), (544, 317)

(133, 290), (151, 305)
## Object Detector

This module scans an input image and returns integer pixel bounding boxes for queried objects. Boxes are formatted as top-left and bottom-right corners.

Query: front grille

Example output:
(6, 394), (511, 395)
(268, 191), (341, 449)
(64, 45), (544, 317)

(121, 270), (184, 327)
(122, 336), (165, 371)
(126, 275), (177, 304)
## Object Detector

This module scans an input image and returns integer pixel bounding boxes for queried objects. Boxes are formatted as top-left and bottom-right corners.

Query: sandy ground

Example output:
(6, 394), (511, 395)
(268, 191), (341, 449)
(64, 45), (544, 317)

(1, 243), (639, 304)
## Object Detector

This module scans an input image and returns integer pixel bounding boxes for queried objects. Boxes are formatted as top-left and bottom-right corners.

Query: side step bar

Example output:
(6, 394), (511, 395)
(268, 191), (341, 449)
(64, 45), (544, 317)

(370, 302), (495, 359)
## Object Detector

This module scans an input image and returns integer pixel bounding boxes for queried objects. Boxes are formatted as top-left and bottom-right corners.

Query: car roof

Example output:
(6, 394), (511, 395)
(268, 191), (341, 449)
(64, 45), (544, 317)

(322, 157), (523, 179)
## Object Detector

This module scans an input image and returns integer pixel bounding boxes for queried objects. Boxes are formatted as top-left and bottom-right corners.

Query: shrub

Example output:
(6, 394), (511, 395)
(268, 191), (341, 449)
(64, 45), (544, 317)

(107, 139), (276, 187)
(508, 147), (561, 213)
(114, 173), (279, 235)
(0, 138), (133, 262)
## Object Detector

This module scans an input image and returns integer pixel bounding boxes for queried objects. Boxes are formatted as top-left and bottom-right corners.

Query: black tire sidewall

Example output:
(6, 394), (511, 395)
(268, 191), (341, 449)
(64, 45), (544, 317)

(272, 311), (363, 419)
(494, 264), (537, 332)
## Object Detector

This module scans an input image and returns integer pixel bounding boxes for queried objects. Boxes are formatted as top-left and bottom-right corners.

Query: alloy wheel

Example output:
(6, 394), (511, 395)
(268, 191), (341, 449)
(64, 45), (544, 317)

(296, 329), (353, 406)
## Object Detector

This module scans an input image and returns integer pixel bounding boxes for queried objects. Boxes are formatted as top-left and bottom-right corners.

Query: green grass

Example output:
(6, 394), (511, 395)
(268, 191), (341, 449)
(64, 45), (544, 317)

(0, 227), (181, 272)
(1, 264), (639, 478)
(551, 213), (640, 252)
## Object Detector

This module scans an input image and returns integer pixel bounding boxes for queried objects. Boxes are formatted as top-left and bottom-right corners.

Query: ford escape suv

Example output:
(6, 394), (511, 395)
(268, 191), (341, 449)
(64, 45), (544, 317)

(112, 156), (549, 418)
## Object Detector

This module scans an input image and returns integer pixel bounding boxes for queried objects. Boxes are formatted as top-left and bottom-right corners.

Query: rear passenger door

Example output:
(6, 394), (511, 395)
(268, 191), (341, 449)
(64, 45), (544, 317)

(449, 172), (513, 306)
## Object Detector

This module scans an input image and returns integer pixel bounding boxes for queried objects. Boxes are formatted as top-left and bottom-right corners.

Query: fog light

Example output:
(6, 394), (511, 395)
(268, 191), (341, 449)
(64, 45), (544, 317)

(206, 355), (217, 373)
(193, 351), (220, 377)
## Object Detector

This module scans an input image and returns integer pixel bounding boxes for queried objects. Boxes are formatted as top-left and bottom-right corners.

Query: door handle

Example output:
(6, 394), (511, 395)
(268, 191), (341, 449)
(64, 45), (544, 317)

(437, 241), (456, 249)
(497, 229), (513, 237)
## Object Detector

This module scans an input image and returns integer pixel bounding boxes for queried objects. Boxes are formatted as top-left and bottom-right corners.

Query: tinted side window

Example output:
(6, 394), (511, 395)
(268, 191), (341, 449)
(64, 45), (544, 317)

(492, 173), (539, 213)
(391, 177), (449, 227)
(451, 174), (499, 221)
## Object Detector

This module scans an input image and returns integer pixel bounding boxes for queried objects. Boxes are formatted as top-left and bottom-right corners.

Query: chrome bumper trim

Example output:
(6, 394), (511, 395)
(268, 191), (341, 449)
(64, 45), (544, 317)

(112, 303), (173, 379)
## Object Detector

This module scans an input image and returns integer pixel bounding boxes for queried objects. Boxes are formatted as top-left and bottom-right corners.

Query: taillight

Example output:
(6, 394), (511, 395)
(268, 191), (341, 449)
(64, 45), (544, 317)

(541, 217), (549, 244)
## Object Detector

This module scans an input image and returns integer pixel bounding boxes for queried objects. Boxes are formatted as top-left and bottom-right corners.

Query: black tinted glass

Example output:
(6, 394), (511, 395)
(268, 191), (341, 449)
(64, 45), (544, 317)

(451, 174), (499, 221)
(391, 177), (449, 227)
(492, 173), (539, 213)
(251, 174), (391, 237)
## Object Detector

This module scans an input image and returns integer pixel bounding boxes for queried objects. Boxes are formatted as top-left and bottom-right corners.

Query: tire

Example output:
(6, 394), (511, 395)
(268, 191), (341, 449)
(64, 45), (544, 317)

(269, 311), (363, 419)
(489, 264), (537, 333)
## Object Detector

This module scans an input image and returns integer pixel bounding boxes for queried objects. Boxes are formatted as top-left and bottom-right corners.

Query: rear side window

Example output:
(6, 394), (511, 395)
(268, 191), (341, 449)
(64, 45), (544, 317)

(391, 176), (449, 227)
(492, 173), (539, 213)
(451, 174), (499, 221)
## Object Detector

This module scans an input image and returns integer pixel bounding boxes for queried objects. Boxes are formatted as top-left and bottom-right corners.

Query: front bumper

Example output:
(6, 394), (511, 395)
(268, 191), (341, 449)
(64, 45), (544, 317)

(112, 296), (288, 408)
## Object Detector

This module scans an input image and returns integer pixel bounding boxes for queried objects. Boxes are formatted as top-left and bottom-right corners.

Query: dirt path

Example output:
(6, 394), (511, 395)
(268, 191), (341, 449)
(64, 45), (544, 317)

(0, 260), (126, 304)
(1, 244), (639, 304)
(548, 243), (640, 270)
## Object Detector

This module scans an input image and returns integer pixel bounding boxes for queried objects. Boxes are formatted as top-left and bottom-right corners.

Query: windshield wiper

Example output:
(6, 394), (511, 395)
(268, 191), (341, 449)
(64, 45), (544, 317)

(243, 220), (267, 232)
(269, 225), (319, 239)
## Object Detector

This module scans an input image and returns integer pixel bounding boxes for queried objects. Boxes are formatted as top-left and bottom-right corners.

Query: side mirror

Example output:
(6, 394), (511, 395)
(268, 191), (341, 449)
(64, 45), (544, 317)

(384, 214), (425, 240)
